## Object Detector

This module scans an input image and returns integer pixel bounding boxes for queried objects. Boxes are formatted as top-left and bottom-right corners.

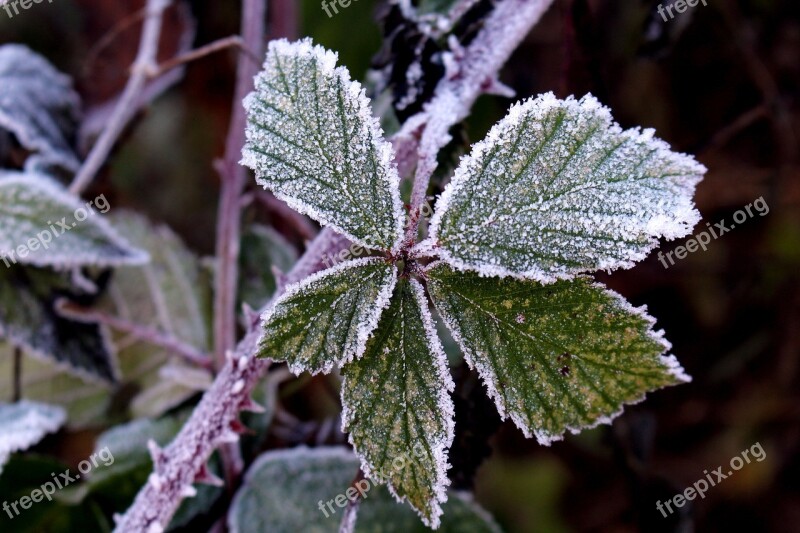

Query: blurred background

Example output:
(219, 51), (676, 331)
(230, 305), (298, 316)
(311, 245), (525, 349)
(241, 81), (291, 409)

(1, 0), (798, 531)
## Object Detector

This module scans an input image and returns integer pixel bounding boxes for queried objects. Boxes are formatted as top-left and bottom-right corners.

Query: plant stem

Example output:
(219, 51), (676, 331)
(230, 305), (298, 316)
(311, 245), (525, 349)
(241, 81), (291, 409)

(69, 0), (170, 196)
(12, 347), (21, 402)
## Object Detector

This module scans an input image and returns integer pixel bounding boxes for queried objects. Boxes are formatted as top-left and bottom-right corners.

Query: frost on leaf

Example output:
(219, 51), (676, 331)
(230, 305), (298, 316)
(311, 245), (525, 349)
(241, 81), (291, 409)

(242, 38), (405, 252)
(423, 93), (706, 281)
(258, 258), (397, 375)
(341, 279), (455, 528)
(426, 262), (690, 445)
(0, 266), (118, 382)
(0, 400), (65, 474)
(0, 44), (81, 173)
(0, 172), (148, 269)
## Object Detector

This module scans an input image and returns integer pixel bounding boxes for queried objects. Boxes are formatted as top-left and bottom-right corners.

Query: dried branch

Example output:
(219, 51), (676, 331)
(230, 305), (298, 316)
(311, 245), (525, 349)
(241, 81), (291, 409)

(69, 0), (171, 195)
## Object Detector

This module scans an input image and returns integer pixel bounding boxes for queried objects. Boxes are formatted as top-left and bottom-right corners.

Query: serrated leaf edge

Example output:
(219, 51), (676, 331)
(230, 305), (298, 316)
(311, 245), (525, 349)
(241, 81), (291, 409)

(425, 261), (690, 446)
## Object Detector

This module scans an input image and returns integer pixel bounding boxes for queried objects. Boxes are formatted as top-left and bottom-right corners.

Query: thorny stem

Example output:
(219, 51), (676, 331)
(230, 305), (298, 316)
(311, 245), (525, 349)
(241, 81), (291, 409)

(212, 0), (267, 495)
(116, 0), (555, 529)
(400, 0), (557, 249)
(69, 0), (170, 196)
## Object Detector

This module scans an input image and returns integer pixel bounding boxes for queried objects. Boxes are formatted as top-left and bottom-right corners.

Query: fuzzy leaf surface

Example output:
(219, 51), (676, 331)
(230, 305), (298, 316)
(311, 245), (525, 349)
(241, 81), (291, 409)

(0, 173), (147, 269)
(0, 44), (81, 172)
(258, 257), (397, 374)
(426, 262), (690, 445)
(342, 278), (454, 528)
(228, 447), (499, 532)
(0, 400), (65, 474)
(242, 38), (404, 252)
(424, 93), (705, 281)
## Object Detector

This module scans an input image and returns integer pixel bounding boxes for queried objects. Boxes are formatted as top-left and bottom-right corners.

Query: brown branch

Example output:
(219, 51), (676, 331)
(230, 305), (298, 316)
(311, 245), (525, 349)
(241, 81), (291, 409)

(152, 36), (254, 78)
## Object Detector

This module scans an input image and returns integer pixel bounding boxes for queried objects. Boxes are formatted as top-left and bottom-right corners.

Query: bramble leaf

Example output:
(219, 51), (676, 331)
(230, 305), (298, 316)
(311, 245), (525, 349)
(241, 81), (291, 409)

(0, 400), (65, 474)
(426, 262), (690, 445)
(228, 447), (499, 532)
(0, 172), (148, 269)
(258, 257), (397, 375)
(423, 93), (705, 281)
(0, 44), (81, 173)
(0, 266), (118, 382)
(342, 279), (454, 528)
(242, 38), (405, 252)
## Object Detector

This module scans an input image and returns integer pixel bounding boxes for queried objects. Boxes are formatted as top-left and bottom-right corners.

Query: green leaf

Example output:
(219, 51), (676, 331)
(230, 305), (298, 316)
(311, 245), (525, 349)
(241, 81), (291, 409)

(238, 224), (298, 310)
(228, 447), (500, 533)
(342, 278), (454, 528)
(0, 172), (148, 269)
(0, 44), (81, 173)
(258, 258), (397, 375)
(426, 262), (690, 445)
(242, 38), (405, 252)
(0, 400), (65, 474)
(0, 266), (118, 382)
(423, 93), (705, 282)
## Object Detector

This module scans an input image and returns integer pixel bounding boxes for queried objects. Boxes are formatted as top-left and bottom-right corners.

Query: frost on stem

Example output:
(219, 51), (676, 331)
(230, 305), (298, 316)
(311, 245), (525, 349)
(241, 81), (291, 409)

(423, 93), (706, 282)
(241, 39), (405, 253)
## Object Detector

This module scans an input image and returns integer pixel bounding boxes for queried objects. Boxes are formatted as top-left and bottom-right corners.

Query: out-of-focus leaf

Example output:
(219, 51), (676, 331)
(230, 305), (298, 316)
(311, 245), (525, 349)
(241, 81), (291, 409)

(0, 44), (81, 173)
(228, 446), (501, 532)
(238, 224), (298, 309)
(0, 400), (65, 474)
(0, 172), (148, 269)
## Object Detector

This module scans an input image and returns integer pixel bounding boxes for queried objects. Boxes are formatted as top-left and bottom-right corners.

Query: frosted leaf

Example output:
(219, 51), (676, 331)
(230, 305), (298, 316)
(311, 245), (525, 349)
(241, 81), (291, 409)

(423, 93), (706, 282)
(257, 257), (397, 374)
(341, 279), (455, 528)
(0, 44), (81, 172)
(0, 400), (65, 475)
(242, 39), (405, 252)
(426, 262), (690, 445)
(0, 266), (118, 382)
(0, 172), (148, 269)
(229, 447), (498, 532)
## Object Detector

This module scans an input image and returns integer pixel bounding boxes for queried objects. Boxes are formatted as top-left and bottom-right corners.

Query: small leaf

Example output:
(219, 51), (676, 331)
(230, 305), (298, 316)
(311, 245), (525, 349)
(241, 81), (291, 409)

(0, 44), (81, 172)
(423, 93), (705, 281)
(0, 400), (65, 474)
(426, 262), (690, 445)
(0, 266), (118, 382)
(0, 172), (148, 269)
(342, 278), (455, 528)
(242, 38), (405, 252)
(258, 257), (397, 375)
(228, 446), (499, 532)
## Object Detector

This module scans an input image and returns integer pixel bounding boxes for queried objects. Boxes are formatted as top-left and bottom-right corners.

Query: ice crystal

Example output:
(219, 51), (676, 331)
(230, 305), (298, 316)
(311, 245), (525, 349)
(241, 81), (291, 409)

(0, 400), (65, 474)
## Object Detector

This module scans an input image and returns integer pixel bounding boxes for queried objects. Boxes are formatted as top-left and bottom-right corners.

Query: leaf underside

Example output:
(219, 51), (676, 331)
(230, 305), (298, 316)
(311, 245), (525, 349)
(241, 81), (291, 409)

(426, 93), (706, 281)
(426, 262), (689, 445)
(0, 266), (118, 382)
(0, 400), (66, 475)
(242, 38), (404, 252)
(258, 258), (397, 375)
(0, 44), (81, 172)
(0, 172), (147, 269)
(342, 278), (454, 528)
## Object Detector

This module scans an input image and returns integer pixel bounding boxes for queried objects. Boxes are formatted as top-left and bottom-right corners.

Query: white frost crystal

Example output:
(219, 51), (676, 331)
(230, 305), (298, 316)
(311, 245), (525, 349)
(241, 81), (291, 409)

(0, 400), (65, 474)
(242, 39), (405, 252)
(423, 92), (706, 281)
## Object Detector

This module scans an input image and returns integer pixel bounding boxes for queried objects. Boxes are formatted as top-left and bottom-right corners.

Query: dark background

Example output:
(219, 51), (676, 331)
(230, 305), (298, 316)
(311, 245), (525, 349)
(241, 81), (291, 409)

(1, 0), (798, 531)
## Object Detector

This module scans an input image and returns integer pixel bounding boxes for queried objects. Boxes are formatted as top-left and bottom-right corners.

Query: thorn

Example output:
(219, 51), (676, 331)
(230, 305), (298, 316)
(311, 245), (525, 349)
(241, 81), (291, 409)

(231, 379), (246, 394)
(146, 522), (164, 533)
(148, 472), (164, 491)
(240, 397), (266, 414)
(180, 484), (198, 498)
(217, 429), (240, 444)
(230, 419), (254, 436)
(147, 439), (163, 466)
(113, 513), (123, 525)
(243, 303), (260, 326)
(272, 265), (288, 291)
(482, 77), (515, 98)
(195, 464), (224, 487)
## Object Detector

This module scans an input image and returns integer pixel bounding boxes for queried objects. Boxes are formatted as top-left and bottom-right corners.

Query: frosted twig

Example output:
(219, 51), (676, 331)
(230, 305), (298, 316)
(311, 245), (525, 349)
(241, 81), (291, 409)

(400, 0), (556, 247)
(112, 228), (349, 533)
(69, 0), (171, 195)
